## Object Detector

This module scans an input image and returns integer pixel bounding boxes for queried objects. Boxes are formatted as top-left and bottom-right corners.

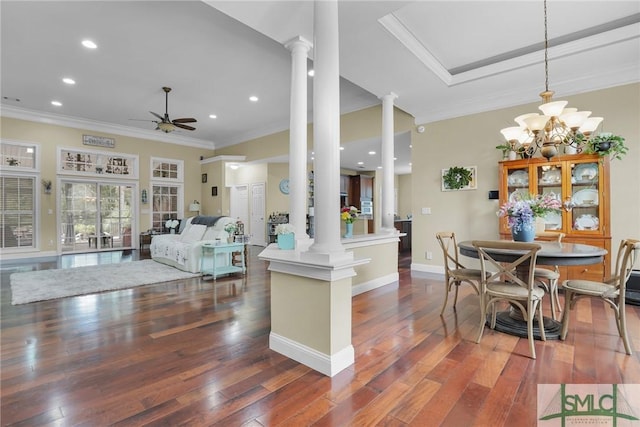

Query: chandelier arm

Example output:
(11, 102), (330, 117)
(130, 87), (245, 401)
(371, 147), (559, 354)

(544, 0), (549, 93)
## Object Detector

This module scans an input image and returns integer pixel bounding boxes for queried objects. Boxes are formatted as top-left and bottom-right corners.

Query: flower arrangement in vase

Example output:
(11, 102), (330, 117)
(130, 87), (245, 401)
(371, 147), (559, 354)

(224, 222), (238, 243)
(165, 219), (179, 234)
(341, 206), (359, 238)
(497, 193), (561, 241)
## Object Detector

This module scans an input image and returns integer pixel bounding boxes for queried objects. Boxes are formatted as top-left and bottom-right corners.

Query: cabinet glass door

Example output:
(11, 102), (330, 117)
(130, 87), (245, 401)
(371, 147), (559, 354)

(536, 164), (563, 231)
(506, 167), (530, 200)
(569, 161), (600, 233)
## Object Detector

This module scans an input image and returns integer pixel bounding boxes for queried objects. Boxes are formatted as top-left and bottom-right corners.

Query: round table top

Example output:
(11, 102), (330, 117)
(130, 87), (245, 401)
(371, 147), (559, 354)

(458, 240), (607, 266)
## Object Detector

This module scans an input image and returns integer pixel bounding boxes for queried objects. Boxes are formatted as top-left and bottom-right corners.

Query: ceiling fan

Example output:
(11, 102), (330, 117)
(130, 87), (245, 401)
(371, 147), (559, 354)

(149, 87), (197, 133)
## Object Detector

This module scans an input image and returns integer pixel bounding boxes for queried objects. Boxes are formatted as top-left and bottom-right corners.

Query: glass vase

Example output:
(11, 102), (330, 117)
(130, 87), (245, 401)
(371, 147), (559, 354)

(343, 222), (353, 238)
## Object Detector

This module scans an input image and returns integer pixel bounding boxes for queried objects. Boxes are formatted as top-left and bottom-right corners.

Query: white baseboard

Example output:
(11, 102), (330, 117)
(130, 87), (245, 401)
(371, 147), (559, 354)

(411, 263), (444, 275)
(269, 332), (354, 377)
(352, 272), (398, 296)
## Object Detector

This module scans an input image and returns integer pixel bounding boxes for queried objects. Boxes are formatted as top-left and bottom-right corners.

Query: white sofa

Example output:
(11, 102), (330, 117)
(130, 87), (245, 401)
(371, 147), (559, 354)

(150, 216), (237, 273)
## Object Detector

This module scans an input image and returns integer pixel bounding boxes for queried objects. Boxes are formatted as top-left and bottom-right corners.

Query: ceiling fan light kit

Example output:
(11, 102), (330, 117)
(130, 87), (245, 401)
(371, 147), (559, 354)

(149, 86), (197, 134)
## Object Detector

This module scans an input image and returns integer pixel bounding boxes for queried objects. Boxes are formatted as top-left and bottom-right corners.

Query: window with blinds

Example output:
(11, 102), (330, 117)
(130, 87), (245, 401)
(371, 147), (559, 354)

(1, 176), (35, 248)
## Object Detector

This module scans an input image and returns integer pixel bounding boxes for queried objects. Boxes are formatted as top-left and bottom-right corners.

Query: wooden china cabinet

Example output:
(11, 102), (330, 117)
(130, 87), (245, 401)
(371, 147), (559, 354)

(498, 153), (611, 282)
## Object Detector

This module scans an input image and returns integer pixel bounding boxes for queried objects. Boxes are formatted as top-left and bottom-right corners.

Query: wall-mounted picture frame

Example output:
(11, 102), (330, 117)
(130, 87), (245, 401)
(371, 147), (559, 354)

(441, 165), (477, 191)
(211, 186), (218, 196)
(201, 173), (208, 183)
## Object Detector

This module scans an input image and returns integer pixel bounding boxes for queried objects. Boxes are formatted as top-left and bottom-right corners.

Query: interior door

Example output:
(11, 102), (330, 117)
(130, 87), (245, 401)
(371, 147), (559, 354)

(250, 182), (266, 246)
(230, 184), (249, 233)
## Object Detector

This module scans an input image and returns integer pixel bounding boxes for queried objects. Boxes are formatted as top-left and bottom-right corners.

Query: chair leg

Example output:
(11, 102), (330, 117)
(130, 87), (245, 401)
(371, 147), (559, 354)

(537, 300), (546, 342)
(560, 290), (573, 340)
(440, 280), (452, 316)
(548, 279), (558, 321)
(527, 302), (536, 359)
(452, 282), (460, 309)
(476, 297), (487, 344)
(618, 305), (633, 355)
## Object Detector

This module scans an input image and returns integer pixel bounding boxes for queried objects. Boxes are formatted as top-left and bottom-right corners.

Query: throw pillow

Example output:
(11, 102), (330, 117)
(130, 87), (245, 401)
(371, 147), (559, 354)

(179, 224), (207, 244)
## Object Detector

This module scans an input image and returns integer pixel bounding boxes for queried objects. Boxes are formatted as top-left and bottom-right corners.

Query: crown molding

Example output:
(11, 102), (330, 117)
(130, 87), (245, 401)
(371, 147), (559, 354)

(380, 14), (640, 87)
(0, 105), (216, 150)
(414, 63), (640, 125)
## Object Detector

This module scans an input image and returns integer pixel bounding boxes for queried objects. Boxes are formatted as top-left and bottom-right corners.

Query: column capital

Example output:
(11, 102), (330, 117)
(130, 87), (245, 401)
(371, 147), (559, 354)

(379, 92), (398, 102)
(284, 36), (313, 53)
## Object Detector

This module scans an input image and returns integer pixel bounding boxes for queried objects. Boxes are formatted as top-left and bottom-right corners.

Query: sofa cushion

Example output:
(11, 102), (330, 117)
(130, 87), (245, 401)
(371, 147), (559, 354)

(180, 224), (207, 243)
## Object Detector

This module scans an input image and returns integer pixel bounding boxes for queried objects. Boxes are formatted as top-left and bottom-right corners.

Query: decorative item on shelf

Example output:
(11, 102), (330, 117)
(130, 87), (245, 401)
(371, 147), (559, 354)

(498, 0), (620, 160)
(441, 166), (477, 191)
(582, 133), (628, 161)
(275, 223), (295, 250)
(495, 144), (515, 160)
(498, 193), (561, 242)
(224, 221), (238, 243)
(189, 200), (200, 215)
(41, 179), (52, 194)
(341, 206), (358, 238)
(165, 219), (179, 234)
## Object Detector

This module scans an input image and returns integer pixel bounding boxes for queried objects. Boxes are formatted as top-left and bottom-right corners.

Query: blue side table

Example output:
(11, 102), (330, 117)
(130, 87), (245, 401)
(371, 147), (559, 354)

(201, 242), (246, 280)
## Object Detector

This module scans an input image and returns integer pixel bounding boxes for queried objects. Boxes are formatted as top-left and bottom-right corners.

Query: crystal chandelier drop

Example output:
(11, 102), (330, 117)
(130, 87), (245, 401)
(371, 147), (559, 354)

(500, 0), (604, 160)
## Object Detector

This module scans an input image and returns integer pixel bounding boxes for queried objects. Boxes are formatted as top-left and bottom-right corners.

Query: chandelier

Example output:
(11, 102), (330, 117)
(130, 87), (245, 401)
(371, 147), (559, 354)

(500, 0), (603, 160)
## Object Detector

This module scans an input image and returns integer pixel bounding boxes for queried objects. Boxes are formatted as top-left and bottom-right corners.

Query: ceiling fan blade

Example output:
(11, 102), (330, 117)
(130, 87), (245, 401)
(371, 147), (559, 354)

(172, 117), (197, 124)
(174, 123), (196, 131)
(149, 111), (164, 120)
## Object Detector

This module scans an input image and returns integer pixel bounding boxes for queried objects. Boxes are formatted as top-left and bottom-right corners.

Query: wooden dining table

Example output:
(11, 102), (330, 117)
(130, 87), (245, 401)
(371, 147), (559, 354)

(458, 240), (607, 339)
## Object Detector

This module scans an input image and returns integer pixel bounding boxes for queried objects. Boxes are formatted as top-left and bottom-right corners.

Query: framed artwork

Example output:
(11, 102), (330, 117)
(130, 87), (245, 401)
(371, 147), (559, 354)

(441, 165), (477, 191)
(211, 186), (218, 196)
(201, 173), (208, 183)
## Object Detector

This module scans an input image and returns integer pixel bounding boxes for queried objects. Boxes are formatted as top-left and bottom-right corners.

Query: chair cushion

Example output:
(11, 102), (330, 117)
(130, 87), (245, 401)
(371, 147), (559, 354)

(487, 281), (545, 300)
(563, 279), (617, 297)
(533, 267), (560, 280)
(179, 224), (207, 243)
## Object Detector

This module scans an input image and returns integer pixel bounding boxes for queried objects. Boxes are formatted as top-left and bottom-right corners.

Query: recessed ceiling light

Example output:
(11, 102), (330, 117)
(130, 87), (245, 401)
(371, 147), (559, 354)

(339, 146), (344, 150)
(368, 151), (376, 155)
(394, 157), (397, 161)
(228, 164), (239, 170)
(409, 144), (413, 148)
(357, 161), (364, 165)
(308, 70), (315, 77)
(209, 114), (217, 119)
(81, 40), (97, 49)
(409, 162), (412, 166)
(51, 101), (62, 106)
(377, 166), (383, 169)
(249, 96), (259, 102)
(62, 78), (76, 85)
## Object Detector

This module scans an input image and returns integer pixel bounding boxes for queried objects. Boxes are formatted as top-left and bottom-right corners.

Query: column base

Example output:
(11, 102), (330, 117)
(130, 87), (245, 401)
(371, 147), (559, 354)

(270, 332), (354, 377)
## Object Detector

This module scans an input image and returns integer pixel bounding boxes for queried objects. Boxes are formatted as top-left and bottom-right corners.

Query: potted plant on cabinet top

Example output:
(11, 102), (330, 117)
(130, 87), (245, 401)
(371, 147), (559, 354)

(582, 132), (628, 161)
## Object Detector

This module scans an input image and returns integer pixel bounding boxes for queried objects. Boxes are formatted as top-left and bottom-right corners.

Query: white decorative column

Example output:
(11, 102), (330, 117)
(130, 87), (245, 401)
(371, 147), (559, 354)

(285, 36), (313, 245)
(380, 93), (397, 233)
(307, 0), (346, 260)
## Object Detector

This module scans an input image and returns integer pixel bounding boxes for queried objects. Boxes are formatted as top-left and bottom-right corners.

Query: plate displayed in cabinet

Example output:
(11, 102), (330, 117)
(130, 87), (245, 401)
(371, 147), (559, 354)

(575, 214), (599, 230)
(572, 189), (598, 207)
(509, 189), (529, 203)
(507, 170), (528, 186)
(574, 163), (598, 181)
(540, 168), (561, 184)
(544, 211), (562, 230)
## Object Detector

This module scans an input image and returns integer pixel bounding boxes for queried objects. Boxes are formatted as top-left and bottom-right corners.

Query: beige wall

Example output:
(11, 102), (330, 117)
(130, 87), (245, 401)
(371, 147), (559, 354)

(397, 174), (413, 219)
(1, 116), (213, 255)
(411, 83), (640, 270)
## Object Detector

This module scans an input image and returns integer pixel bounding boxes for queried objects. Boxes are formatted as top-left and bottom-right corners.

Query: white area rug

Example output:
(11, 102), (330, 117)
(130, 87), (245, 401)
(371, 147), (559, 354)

(10, 260), (198, 305)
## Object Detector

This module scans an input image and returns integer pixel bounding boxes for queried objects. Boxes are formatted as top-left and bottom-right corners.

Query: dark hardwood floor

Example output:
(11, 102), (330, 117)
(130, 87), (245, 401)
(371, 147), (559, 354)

(1, 247), (639, 426)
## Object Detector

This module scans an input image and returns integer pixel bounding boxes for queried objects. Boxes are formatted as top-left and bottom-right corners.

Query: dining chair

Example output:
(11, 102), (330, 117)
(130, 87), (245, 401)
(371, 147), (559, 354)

(472, 240), (545, 359)
(435, 231), (486, 316)
(560, 238), (640, 355)
(534, 231), (565, 320)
